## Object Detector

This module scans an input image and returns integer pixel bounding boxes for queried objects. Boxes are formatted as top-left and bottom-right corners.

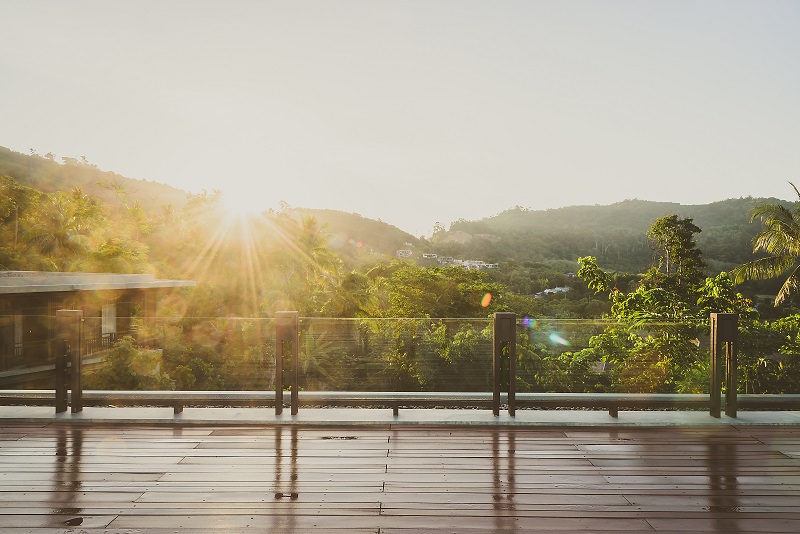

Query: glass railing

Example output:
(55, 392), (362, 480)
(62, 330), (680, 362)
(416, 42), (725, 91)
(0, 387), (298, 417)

(1, 313), (798, 398)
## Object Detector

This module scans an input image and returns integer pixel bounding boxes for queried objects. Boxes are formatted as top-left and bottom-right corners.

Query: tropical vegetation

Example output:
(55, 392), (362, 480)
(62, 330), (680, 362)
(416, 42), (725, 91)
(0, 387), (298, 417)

(2, 146), (799, 394)
(731, 182), (800, 306)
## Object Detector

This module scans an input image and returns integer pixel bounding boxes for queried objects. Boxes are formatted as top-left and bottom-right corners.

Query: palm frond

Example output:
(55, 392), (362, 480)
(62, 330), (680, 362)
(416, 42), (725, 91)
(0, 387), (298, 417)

(732, 182), (800, 306)
(730, 255), (796, 284)
(751, 227), (800, 256)
(775, 262), (800, 305)
(751, 210), (800, 242)
(789, 181), (800, 202)
(749, 203), (795, 225)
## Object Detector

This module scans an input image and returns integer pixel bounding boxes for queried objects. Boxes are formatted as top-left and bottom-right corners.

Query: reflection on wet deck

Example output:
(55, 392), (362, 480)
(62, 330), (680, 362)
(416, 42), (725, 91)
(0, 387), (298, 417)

(1, 423), (799, 532)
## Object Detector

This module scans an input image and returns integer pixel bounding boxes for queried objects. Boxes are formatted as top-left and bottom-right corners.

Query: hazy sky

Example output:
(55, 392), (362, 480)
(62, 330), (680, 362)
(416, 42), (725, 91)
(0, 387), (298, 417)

(2, 1), (798, 236)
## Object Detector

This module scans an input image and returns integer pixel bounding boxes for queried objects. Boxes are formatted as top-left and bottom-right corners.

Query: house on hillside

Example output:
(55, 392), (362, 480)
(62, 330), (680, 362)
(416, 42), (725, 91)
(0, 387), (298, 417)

(534, 286), (571, 298)
(0, 271), (195, 380)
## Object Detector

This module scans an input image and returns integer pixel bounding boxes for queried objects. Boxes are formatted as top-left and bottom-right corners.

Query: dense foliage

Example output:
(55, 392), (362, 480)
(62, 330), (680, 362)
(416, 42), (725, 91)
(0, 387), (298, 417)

(732, 183), (800, 306)
(3, 146), (799, 394)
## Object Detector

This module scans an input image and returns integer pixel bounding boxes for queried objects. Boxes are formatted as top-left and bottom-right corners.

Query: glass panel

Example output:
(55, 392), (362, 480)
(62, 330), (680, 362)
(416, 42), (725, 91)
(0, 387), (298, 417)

(297, 318), (494, 392)
(0, 313), (798, 404)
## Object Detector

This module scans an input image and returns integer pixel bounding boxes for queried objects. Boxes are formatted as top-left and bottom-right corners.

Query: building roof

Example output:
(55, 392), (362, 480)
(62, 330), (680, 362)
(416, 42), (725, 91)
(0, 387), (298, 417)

(0, 271), (196, 294)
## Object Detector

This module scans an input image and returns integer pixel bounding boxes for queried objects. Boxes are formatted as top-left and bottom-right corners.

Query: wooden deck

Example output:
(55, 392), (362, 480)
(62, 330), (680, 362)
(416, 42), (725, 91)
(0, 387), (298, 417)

(1, 423), (799, 533)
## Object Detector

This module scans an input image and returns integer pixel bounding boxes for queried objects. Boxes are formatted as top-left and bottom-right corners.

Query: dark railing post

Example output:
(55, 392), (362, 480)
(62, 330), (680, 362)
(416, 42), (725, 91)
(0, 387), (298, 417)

(724, 315), (739, 418)
(56, 310), (83, 414)
(493, 312), (516, 417)
(54, 322), (68, 415)
(275, 312), (299, 416)
(710, 313), (738, 418)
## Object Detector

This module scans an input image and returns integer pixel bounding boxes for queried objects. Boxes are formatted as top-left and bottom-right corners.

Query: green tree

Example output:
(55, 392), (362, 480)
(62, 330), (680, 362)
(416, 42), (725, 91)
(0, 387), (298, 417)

(24, 191), (102, 270)
(577, 256), (766, 393)
(577, 256), (614, 295)
(90, 237), (150, 273)
(84, 337), (175, 390)
(271, 214), (342, 316)
(644, 215), (705, 295)
(367, 261), (503, 318)
(731, 182), (800, 306)
(696, 272), (756, 318)
(299, 325), (341, 389)
(322, 271), (373, 317)
(0, 175), (40, 253)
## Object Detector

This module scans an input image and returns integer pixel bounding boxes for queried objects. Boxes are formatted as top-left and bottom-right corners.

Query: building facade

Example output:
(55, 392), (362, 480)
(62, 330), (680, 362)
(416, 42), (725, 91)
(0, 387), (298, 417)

(0, 271), (195, 384)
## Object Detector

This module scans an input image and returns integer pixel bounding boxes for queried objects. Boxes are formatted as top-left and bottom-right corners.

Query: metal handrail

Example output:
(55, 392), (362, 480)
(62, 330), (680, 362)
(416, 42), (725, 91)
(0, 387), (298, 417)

(0, 311), (781, 419)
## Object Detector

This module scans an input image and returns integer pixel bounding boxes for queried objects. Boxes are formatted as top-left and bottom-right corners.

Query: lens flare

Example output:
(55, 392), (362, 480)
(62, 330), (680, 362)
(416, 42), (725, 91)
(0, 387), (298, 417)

(549, 333), (570, 346)
(481, 293), (492, 307)
(522, 316), (537, 328)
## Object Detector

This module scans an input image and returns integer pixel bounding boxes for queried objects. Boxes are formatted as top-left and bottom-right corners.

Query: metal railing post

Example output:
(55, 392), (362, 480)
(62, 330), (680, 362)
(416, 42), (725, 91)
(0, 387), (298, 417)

(54, 326), (68, 415)
(275, 324), (283, 416)
(56, 310), (83, 414)
(493, 312), (516, 417)
(710, 313), (738, 418)
(275, 312), (299, 416)
(724, 316), (739, 418)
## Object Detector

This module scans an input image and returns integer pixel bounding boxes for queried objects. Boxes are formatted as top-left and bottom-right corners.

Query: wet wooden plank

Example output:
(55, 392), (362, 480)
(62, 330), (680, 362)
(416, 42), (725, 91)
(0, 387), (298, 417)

(0, 514), (117, 528)
(0, 530), (378, 534)
(1, 423), (799, 533)
(107, 513), (656, 530)
(646, 517), (800, 532)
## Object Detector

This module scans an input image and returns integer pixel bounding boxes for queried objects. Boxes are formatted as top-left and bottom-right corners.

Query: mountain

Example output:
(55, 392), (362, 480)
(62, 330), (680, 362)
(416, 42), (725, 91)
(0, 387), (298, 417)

(435, 197), (788, 275)
(2, 145), (786, 276)
(294, 208), (422, 264)
(0, 146), (421, 263)
(0, 146), (187, 208)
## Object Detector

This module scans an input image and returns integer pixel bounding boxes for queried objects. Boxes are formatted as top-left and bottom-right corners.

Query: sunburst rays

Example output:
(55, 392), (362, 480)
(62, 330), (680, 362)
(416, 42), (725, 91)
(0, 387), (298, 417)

(175, 197), (337, 318)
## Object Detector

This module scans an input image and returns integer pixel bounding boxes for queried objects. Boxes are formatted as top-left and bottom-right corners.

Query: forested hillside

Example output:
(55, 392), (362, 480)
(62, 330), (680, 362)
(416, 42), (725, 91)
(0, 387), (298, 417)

(1, 147), (419, 261)
(1, 144), (791, 305)
(436, 197), (785, 276)
(0, 146), (187, 208)
(295, 208), (422, 267)
(1, 146), (506, 321)
(3, 146), (786, 279)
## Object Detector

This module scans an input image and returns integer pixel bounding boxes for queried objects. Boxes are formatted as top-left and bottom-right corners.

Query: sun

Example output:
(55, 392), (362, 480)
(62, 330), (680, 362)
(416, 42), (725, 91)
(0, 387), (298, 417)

(218, 186), (269, 221)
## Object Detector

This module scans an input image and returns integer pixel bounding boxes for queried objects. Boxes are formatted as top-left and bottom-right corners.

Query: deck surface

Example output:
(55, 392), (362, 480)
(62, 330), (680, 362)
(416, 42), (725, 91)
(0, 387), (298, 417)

(1, 423), (799, 533)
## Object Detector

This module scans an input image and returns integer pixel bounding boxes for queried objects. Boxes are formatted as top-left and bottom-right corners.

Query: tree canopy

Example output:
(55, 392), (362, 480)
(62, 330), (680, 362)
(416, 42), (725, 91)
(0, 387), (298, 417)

(731, 182), (800, 306)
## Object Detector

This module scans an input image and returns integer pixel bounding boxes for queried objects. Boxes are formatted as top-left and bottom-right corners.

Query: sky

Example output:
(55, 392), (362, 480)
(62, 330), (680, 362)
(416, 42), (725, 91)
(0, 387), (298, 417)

(1, 1), (798, 237)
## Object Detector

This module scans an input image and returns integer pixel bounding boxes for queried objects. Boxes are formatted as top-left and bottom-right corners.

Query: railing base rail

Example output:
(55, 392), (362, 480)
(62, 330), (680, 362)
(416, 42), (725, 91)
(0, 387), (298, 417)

(3, 390), (799, 417)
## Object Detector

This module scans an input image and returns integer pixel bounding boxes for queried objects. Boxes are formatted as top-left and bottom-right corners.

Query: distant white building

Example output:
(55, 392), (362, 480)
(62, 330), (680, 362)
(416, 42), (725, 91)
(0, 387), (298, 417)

(462, 260), (486, 270)
(434, 257), (498, 270)
(545, 286), (570, 294)
(535, 286), (571, 298)
(396, 250), (413, 258)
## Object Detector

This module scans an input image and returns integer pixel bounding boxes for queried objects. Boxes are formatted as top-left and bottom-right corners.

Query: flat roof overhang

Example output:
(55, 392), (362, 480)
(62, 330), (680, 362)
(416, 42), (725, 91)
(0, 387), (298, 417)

(0, 271), (196, 294)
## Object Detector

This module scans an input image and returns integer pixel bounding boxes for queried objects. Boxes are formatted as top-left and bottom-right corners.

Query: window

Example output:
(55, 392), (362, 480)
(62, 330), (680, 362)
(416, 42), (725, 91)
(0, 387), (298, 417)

(102, 303), (117, 336)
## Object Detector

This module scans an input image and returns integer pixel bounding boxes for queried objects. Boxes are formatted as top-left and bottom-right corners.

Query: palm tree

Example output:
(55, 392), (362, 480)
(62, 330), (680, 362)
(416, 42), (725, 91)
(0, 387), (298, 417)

(731, 182), (800, 306)
(25, 193), (93, 270)
(1, 176), (39, 251)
